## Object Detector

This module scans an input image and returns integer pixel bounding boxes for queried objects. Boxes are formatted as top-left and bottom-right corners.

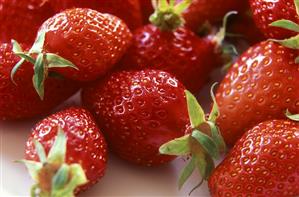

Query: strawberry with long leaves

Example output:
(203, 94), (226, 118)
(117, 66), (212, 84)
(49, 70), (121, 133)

(159, 84), (226, 190)
(12, 8), (132, 99)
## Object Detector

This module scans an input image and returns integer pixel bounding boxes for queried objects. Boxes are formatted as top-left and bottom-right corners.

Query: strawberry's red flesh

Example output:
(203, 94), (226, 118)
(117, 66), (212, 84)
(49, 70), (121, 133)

(119, 25), (221, 93)
(0, 43), (79, 120)
(250, 0), (298, 39)
(139, 0), (154, 24)
(25, 107), (108, 192)
(82, 70), (189, 166)
(49, 0), (143, 30)
(209, 119), (299, 197)
(40, 8), (132, 81)
(0, 0), (55, 44)
(180, 0), (248, 32)
(216, 41), (299, 146)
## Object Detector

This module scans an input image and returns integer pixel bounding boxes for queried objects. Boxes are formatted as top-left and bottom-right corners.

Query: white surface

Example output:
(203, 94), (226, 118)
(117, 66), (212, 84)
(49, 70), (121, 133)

(0, 71), (222, 197)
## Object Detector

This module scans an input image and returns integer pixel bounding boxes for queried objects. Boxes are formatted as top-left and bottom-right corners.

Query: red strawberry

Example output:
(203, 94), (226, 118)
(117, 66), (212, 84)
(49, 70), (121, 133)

(49, 0), (143, 30)
(0, 42), (79, 120)
(139, 0), (154, 24)
(119, 0), (224, 94)
(249, 0), (298, 39)
(181, 0), (248, 33)
(82, 69), (189, 166)
(209, 119), (299, 196)
(22, 107), (108, 195)
(216, 41), (299, 146)
(12, 8), (132, 98)
(0, 0), (55, 43)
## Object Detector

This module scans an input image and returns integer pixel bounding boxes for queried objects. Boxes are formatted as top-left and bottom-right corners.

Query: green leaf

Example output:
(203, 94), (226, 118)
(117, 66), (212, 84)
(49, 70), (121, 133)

(46, 53), (78, 70)
(214, 11), (238, 45)
(192, 150), (207, 178)
(185, 90), (206, 128)
(33, 140), (47, 163)
(52, 164), (87, 197)
(30, 31), (46, 54)
(174, 0), (192, 14)
(12, 39), (23, 53)
(33, 53), (46, 100)
(178, 157), (195, 189)
(270, 34), (299, 49)
(286, 110), (299, 121)
(270, 19), (299, 32)
(208, 83), (220, 122)
(191, 130), (220, 160)
(17, 160), (42, 182)
(159, 134), (191, 156)
(52, 164), (70, 191)
(10, 58), (25, 84)
(206, 121), (226, 153)
(47, 127), (67, 165)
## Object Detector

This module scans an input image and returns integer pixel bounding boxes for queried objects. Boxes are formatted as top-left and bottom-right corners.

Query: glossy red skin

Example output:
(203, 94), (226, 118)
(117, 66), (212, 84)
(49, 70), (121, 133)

(82, 70), (189, 166)
(40, 8), (132, 82)
(209, 119), (299, 197)
(25, 107), (108, 192)
(139, 0), (154, 23)
(0, 0), (55, 44)
(179, 0), (248, 32)
(250, 0), (298, 39)
(0, 43), (79, 120)
(216, 41), (299, 146)
(119, 25), (222, 94)
(49, 0), (143, 30)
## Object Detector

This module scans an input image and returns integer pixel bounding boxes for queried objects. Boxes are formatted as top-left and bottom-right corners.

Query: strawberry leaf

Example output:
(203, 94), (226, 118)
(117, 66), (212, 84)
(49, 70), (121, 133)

(191, 130), (220, 160)
(33, 140), (47, 163)
(208, 83), (219, 122)
(206, 121), (226, 153)
(159, 134), (191, 156)
(30, 31), (46, 54)
(286, 109), (299, 121)
(178, 157), (195, 189)
(16, 160), (42, 182)
(33, 53), (47, 100)
(52, 164), (70, 191)
(185, 90), (206, 128)
(270, 34), (299, 49)
(46, 53), (78, 70)
(295, 0), (299, 16)
(270, 19), (299, 32)
(174, 0), (191, 14)
(47, 127), (67, 165)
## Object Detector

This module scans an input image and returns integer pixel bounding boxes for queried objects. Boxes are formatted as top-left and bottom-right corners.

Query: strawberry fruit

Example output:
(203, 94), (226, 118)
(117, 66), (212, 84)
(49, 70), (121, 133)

(216, 41), (299, 146)
(209, 118), (299, 196)
(22, 107), (108, 195)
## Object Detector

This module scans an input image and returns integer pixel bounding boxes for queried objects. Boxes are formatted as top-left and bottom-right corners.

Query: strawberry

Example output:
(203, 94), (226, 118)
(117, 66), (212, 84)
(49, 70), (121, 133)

(21, 107), (108, 195)
(82, 69), (225, 194)
(216, 41), (299, 146)
(12, 8), (132, 98)
(0, 42), (79, 120)
(209, 118), (299, 196)
(181, 0), (248, 33)
(139, 0), (154, 24)
(119, 0), (227, 94)
(0, 0), (55, 44)
(249, 0), (298, 39)
(49, 0), (143, 30)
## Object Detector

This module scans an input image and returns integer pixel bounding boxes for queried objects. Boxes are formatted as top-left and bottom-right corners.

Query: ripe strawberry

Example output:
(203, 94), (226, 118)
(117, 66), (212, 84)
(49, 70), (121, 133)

(139, 0), (154, 23)
(49, 0), (143, 30)
(209, 119), (299, 196)
(0, 0), (55, 44)
(82, 69), (189, 166)
(0, 42), (79, 120)
(216, 41), (299, 146)
(181, 0), (248, 33)
(249, 0), (298, 39)
(119, 0), (225, 94)
(13, 8), (132, 98)
(22, 107), (108, 195)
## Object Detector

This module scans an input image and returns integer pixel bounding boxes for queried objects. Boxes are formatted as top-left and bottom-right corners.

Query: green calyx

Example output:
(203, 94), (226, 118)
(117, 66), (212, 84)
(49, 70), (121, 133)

(269, 0), (299, 61)
(286, 109), (299, 121)
(149, 0), (191, 31)
(18, 127), (87, 197)
(11, 31), (78, 100)
(159, 83), (226, 191)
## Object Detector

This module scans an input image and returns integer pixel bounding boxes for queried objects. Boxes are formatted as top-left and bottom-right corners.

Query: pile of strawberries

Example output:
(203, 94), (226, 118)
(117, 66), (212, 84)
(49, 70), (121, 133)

(1, 0), (298, 196)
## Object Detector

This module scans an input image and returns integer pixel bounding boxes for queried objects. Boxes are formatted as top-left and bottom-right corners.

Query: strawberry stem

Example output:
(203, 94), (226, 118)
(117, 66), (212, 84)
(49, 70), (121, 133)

(149, 0), (191, 31)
